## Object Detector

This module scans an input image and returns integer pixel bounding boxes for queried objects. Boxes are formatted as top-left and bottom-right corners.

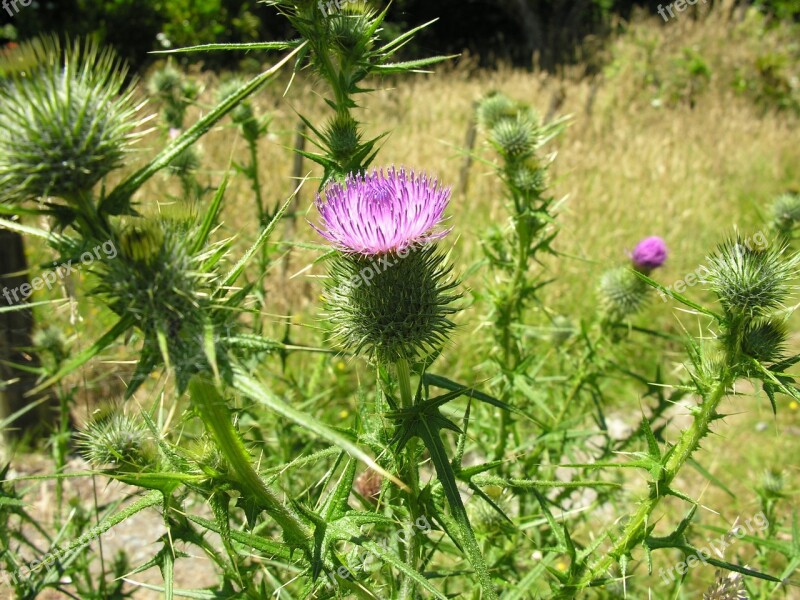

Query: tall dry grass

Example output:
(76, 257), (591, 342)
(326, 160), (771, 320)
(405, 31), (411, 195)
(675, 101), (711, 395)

(126, 5), (800, 367)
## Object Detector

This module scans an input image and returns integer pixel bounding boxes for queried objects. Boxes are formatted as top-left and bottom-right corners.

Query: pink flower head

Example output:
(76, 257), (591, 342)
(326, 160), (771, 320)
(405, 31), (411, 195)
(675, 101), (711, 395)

(631, 236), (668, 271)
(313, 167), (451, 255)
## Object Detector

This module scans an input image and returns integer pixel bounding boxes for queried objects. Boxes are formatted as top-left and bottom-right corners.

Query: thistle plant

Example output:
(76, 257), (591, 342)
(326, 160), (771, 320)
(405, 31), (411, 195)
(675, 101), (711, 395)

(554, 235), (800, 596)
(2, 10), (799, 600)
(315, 168), (458, 363)
(312, 167), (501, 598)
(475, 93), (568, 460)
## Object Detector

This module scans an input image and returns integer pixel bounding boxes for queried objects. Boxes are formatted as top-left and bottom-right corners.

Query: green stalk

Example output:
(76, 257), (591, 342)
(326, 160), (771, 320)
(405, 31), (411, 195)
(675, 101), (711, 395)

(246, 137), (268, 335)
(52, 384), (70, 529)
(396, 358), (414, 409)
(395, 357), (421, 600)
(245, 138), (266, 228)
(188, 377), (311, 549)
(493, 207), (532, 460)
(570, 373), (733, 592)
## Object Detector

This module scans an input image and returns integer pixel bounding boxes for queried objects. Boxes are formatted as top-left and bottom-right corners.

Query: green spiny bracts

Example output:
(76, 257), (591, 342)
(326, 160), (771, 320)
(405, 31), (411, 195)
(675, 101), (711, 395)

(324, 112), (361, 163)
(704, 236), (799, 318)
(166, 146), (202, 181)
(97, 219), (234, 389)
(741, 318), (788, 363)
(117, 218), (166, 266)
(32, 325), (70, 367)
(760, 468), (785, 498)
(148, 64), (196, 129)
(467, 486), (513, 533)
(490, 114), (538, 159)
(77, 411), (154, 469)
(324, 245), (460, 364)
(0, 37), (143, 204)
(476, 93), (519, 130)
(597, 266), (650, 320)
(507, 160), (546, 195)
(147, 64), (182, 98)
(327, 4), (375, 59)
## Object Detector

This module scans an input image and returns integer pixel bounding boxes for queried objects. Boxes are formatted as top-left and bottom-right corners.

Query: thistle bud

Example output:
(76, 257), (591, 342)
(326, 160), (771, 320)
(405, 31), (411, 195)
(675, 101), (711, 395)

(312, 168), (460, 364)
(0, 37), (142, 204)
(148, 64), (182, 98)
(597, 266), (649, 320)
(630, 236), (668, 273)
(508, 161), (546, 195)
(328, 4), (374, 58)
(490, 115), (538, 159)
(96, 221), (230, 391)
(771, 192), (800, 238)
(78, 411), (153, 469)
(477, 93), (519, 130)
(166, 146), (201, 180)
(117, 219), (165, 266)
(760, 468), (785, 498)
(704, 237), (799, 318)
(741, 318), (787, 363)
(325, 112), (361, 163)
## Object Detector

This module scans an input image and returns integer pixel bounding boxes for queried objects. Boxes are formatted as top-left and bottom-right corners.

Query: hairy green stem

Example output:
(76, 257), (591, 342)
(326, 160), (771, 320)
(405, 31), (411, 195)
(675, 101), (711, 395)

(188, 377), (311, 549)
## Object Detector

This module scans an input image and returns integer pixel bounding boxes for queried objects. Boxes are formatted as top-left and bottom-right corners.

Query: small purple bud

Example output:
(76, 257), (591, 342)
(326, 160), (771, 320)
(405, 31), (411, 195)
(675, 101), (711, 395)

(631, 236), (668, 272)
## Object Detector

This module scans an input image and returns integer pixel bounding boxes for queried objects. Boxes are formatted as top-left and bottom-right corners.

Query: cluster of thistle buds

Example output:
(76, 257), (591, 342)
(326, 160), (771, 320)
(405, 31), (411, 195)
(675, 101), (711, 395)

(477, 93), (548, 197)
(597, 236), (668, 321)
(312, 167), (460, 365)
(148, 64), (199, 131)
(216, 77), (267, 144)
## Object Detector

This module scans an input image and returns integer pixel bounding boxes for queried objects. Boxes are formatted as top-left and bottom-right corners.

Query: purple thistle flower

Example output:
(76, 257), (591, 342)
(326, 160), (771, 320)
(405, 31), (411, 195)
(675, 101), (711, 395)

(313, 167), (451, 255)
(631, 236), (668, 271)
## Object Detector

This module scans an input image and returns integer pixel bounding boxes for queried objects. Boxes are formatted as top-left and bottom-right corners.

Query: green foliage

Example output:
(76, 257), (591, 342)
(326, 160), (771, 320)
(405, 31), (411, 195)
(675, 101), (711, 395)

(1, 10), (799, 600)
